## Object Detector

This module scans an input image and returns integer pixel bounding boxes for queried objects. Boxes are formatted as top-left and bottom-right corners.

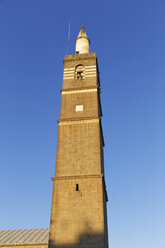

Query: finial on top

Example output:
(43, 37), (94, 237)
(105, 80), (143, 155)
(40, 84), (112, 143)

(75, 25), (90, 54)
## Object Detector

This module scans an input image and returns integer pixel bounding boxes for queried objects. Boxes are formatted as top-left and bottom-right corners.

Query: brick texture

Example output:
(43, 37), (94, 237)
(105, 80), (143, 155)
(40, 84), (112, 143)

(49, 52), (108, 248)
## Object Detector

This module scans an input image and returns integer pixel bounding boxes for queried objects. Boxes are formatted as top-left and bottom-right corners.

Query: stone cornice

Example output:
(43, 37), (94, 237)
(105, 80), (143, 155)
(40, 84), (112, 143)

(51, 174), (104, 181)
(57, 116), (101, 123)
(60, 85), (99, 92)
(63, 53), (96, 62)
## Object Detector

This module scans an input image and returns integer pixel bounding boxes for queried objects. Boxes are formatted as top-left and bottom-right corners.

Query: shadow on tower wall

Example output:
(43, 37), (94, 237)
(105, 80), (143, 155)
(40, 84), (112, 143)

(49, 231), (107, 248)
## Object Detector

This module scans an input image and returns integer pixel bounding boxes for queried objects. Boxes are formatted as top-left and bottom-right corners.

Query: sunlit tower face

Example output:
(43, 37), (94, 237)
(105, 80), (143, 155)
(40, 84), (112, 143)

(48, 25), (109, 248)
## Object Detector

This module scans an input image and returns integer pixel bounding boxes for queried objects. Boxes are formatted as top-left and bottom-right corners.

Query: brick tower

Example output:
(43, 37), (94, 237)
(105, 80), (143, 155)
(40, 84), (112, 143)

(48, 25), (109, 248)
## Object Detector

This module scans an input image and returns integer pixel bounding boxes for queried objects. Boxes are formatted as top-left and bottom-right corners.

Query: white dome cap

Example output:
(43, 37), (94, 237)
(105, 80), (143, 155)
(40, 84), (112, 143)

(75, 25), (90, 54)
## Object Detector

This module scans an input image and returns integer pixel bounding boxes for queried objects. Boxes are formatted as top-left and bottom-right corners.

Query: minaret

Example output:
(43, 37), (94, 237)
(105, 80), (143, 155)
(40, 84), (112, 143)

(75, 24), (90, 54)
(48, 25), (109, 248)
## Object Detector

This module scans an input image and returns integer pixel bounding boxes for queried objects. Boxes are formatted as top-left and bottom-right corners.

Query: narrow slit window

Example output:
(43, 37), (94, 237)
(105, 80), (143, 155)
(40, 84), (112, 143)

(76, 184), (79, 191)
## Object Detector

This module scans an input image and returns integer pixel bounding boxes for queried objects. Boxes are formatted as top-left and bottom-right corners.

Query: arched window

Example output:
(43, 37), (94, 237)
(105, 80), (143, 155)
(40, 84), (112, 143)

(75, 64), (85, 80)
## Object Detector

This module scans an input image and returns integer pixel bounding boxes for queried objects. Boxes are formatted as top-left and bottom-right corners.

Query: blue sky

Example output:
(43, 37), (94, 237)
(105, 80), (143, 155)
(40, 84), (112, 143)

(0, 0), (165, 248)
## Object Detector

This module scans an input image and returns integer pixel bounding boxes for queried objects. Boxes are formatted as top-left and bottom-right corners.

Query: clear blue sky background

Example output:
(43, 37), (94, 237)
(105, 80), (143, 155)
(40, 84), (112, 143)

(0, 0), (165, 248)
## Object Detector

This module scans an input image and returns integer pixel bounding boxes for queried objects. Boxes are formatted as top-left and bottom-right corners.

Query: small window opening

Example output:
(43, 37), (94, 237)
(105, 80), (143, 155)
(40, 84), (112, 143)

(76, 184), (79, 191)
(75, 65), (85, 80)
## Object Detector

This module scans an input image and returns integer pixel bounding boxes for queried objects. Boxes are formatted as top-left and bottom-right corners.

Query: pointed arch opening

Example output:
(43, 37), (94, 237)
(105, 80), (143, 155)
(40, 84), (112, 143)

(75, 64), (85, 80)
